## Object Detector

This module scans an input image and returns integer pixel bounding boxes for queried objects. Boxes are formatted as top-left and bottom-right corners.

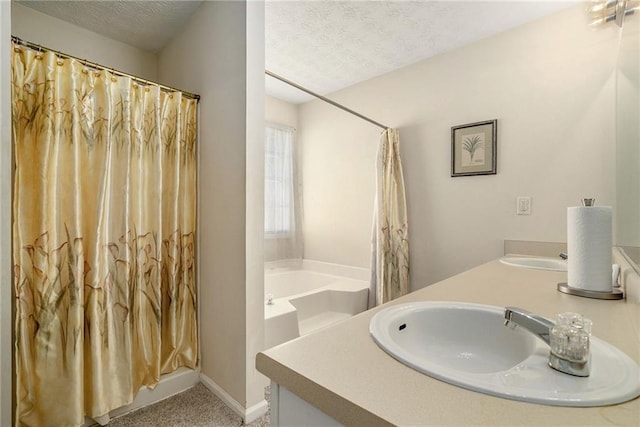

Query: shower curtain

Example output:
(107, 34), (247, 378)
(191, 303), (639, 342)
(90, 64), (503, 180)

(370, 128), (409, 307)
(12, 43), (198, 426)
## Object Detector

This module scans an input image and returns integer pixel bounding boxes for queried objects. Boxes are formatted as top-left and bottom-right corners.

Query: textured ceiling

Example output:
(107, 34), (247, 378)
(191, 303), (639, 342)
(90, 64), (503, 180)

(265, 1), (577, 103)
(17, 0), (577, 104)
(16, 0), (203, 52)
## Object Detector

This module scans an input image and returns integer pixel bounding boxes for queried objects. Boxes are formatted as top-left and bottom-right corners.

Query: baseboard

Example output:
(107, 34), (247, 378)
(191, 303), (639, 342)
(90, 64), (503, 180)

(245, 397), (270, 424)
(199, 373), (269, 423)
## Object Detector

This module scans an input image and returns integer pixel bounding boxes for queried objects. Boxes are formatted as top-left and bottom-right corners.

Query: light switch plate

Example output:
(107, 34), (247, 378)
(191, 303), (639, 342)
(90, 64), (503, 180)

(517, 196), (532, 215)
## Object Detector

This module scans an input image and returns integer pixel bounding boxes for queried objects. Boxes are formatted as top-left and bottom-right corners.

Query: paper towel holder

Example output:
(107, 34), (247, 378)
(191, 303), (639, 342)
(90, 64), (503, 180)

(561, 197), (622, 299)
(557, 283), (623, 300)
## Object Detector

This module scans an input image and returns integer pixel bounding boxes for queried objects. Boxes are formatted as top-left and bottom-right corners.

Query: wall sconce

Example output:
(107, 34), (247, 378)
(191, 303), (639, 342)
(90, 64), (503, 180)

(588, 0), (639, 27)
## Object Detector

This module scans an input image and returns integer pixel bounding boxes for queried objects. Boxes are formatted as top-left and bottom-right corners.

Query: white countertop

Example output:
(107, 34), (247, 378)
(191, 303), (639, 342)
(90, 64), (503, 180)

(256, 257), (640, 426)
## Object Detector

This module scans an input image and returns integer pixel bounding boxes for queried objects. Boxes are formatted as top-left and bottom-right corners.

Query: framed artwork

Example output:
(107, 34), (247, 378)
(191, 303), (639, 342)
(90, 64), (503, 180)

(451, 119), (497, 177)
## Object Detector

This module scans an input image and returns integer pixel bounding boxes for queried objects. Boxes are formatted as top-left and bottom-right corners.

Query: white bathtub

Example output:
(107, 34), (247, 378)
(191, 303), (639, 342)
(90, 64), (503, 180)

(264, 262), (369, 349)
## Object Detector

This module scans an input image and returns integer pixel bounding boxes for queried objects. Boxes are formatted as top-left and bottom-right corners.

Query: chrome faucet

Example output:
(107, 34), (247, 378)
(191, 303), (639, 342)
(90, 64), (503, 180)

(504, 307), (591, 377)
(504, 307), (553, 345)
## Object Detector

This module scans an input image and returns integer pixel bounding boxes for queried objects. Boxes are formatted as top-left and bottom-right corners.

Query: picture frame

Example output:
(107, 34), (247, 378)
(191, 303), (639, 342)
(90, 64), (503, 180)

(451, 119), (497, 177)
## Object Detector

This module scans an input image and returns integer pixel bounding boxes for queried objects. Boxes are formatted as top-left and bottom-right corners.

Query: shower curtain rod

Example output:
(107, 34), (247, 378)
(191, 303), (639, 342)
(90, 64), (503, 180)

(265, 70), (389, 130)
(11, 36), (201, 101)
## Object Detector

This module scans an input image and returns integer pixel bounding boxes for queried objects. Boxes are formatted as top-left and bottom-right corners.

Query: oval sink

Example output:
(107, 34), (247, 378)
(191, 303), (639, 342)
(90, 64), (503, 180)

(381, 303), (537, 374)
(500, 255), (567, 271)
(370, 301), (640, 407)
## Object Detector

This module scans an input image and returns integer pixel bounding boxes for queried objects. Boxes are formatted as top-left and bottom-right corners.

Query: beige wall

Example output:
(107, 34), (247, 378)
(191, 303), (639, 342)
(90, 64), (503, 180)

(266, 95), (298, 128)
(11, 3), (157, 81)
(299, 103), (378, 268)
(298, 6), (622, 289)
(1, 3), (12, 425)
(158, 0), (265, 410)
(616, 13), (640, 247)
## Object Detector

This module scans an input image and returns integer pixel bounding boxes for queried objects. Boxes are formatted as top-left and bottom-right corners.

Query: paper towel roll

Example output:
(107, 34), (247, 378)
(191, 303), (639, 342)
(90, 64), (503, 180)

(567, 206), (612, 291)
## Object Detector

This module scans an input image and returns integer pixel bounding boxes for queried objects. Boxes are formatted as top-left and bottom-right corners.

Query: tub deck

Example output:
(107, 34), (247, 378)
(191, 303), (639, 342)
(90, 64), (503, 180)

(264, 268), (369, 349)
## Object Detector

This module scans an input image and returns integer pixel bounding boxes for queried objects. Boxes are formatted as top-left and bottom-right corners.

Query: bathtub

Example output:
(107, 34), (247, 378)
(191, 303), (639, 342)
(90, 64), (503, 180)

(264, 261), (369, 349)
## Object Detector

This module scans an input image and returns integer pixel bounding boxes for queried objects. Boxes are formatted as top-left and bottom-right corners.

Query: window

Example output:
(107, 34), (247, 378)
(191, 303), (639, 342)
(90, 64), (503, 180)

(264, 125), (296, 236)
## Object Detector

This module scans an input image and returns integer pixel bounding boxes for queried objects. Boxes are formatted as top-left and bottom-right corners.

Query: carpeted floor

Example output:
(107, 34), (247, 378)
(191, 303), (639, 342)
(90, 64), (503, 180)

(108, 383), (270, 427)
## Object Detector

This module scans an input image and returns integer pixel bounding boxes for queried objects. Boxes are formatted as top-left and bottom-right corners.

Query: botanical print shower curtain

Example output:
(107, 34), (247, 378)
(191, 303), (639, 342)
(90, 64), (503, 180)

(370, 128), (409, 307)
(12, 43), (198, 426)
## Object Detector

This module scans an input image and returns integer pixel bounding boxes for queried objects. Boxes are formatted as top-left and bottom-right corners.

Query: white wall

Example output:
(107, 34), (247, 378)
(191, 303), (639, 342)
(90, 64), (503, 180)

(298, 5), (621, 289)
(11, 2), (157, 81)
(158, 0), (266, 416)
(1, 3), (13, 425)
(266, 95), (298, 128)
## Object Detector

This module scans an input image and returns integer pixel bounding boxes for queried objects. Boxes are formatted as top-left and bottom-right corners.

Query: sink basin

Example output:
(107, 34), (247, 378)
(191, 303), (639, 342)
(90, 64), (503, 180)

(500, 255), (567, 271)
(369, 301), (640, 406)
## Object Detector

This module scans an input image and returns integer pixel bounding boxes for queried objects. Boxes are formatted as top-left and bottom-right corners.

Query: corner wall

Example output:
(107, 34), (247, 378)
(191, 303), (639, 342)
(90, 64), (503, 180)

(158, 0), (266, 418)
(298, 5), (621, 289)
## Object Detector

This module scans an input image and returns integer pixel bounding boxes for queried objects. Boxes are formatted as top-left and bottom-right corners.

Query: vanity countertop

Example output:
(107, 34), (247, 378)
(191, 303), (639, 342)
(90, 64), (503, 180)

(256, 256), (640, 426)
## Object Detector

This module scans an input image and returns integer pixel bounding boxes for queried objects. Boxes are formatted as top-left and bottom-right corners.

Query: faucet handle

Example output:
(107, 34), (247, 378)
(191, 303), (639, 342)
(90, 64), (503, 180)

(505, 307), (592, 377)
(549, 312), (592, 376)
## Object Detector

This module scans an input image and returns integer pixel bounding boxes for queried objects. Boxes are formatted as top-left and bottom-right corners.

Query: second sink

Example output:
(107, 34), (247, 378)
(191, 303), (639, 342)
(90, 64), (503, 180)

(500, 255), (567, 271)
